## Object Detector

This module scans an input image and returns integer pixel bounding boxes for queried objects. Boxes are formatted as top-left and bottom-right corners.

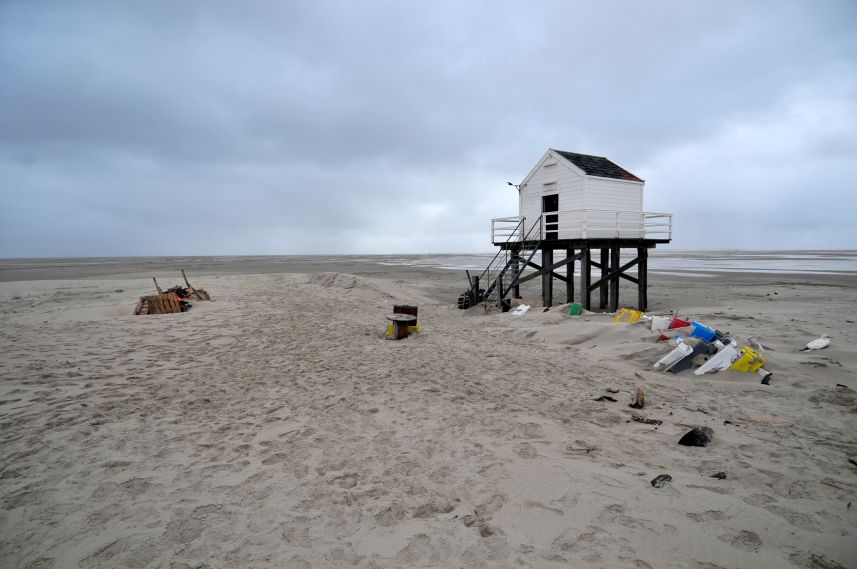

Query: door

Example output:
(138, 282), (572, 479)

(542, 194), (558, 240)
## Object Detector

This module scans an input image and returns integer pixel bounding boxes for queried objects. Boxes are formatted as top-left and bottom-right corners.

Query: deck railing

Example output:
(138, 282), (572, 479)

(491, 210), (672, 243)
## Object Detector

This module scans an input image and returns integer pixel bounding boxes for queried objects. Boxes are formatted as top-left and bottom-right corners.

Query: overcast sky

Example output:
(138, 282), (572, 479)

(1, 1), (856, 257)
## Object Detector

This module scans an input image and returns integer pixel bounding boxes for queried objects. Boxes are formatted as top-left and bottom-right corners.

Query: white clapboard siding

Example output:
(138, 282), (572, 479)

(585, 176), (643, 211)
(519, 152), (585, 237)
(512, 149), (644, 239)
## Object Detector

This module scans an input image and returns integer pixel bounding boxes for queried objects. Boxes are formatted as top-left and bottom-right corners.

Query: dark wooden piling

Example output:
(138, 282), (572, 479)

(599, 248), (609, 309)
(637, 247), (648, 311)
(566, 248), (575, 303)
(491, 237), (662, 312)
(542, 248), (554, 307)
(609, 246), (620, 312)
(581, 248), (592, 310)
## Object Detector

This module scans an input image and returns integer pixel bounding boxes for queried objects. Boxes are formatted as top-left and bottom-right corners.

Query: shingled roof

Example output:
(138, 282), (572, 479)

(553, 150), (643, 182)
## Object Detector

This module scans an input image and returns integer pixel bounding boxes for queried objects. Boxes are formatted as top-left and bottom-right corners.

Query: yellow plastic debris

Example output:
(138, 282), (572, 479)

(729, 346), (766, 372)
(613, 308), (643, 323)
(385, 323), (421, 337)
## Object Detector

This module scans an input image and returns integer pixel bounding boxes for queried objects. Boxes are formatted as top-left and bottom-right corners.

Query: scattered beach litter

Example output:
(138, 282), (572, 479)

(598, 308), (779, 380)
(629, 387), (645, 409)
(650, 315), (670, 331)
(678, 426), (714, 447)
(511, 304), (530, 316)
(667, 340), (717, 374)
(650, 474), (672, 488)
(694, 343), (739, 375)
(593, 395), (617, 402)
(749, 337), (765, 353)
(133, 270), (210, 315)
(613, 308), (643, 323)
(653, 339), (693, 371)
(801, 335), (831, 351)
(631, 414), (662, 426)
(690, 321), (716, 342)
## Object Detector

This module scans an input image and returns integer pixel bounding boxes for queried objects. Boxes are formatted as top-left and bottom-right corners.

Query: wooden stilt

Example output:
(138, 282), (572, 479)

(566, 248), (575, 304)
(498, 273), (504, 307)
(581, 248), (591, 310)
(638, 247), (648, 311)
(473, 235), (665, 315)
(542, 248), (554, 307)
(609, 246), (620, 312)
(599, 248), (609, 309)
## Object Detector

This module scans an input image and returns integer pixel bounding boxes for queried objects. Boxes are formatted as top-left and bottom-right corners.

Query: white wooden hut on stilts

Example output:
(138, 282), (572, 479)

(459, 149), (672, 311)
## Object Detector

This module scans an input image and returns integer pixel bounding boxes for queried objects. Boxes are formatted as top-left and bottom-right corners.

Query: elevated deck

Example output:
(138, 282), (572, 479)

(491, 210), (672, 247)
(463, 210), (674, 312)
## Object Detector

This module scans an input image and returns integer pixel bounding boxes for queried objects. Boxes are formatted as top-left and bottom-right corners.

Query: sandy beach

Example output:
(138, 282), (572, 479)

(1, 256), (855, 568)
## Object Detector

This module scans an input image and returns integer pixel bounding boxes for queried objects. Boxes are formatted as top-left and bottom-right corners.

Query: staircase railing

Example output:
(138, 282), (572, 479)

(499, 216), (543, 299)
(471, 217), (524, 304)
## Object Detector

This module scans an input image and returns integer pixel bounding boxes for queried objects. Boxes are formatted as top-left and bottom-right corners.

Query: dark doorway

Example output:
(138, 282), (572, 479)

(542, 194), (558, 240)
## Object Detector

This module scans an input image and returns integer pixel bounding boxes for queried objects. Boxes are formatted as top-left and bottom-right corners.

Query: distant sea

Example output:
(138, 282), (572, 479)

(373, 250), (857, 277)
(1, 251), (856, 282)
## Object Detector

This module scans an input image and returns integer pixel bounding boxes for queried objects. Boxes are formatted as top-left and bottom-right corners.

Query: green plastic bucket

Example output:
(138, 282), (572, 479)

(568, 302), (582, 316)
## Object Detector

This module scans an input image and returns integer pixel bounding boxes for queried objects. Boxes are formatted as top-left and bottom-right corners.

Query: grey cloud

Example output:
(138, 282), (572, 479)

(1, 0), (856, 256)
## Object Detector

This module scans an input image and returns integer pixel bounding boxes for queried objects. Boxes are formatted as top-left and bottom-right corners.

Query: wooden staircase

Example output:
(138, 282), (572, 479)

(458, 218), (543, 309)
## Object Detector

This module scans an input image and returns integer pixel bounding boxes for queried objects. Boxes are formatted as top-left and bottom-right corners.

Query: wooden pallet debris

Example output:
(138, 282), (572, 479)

(134, 293), (183, 315)
(181, 270), (211, 300)
(133, 271), (211, 316)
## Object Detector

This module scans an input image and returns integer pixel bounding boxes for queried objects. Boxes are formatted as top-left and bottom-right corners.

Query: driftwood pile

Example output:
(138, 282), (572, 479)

(134, 270), (211, 316)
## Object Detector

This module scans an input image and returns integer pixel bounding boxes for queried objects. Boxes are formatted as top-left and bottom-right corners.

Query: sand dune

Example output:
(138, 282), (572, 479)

(1, 267), (855, 568)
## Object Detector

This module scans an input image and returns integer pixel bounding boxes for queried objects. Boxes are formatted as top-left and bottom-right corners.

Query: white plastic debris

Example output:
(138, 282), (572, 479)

(694, 344), (739, 375)
(651, 315), (670, 331)
(654, 342), (693, 371)
(749, 337), (765, 353)
(512, 304), (530, 316)
(800, 335), (830, 351)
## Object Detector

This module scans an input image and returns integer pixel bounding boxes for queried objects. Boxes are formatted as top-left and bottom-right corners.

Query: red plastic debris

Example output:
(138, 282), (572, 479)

(669, 317), (691, 329)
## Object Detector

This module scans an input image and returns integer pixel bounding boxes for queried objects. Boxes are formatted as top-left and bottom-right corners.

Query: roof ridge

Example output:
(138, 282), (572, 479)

(550, 149), (643, 183)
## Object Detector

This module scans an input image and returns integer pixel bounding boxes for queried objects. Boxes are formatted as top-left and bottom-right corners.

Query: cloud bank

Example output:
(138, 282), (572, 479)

(1, 1), (855, 256)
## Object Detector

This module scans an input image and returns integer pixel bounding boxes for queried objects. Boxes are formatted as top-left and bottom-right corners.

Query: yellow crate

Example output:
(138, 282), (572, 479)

(729, 346), (766, 372)
(613, 308), (643, 323)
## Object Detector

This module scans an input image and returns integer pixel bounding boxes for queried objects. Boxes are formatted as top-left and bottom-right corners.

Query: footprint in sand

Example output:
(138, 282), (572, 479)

(395, 534), (449, 563)
(474, 494), (505, 520)
(164, 504), (228, 545)
(281, 517), (312, 548)
(412, 500), (457, 519)
(329, 473), (358, 489)
(743, 493), (776, 507)
(788, 551), (848, 569)
(374, 503), (406, 527)
(717, 529), (763, 552)
(686, 510), (727, 522)
(514, 443), (538, 459)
